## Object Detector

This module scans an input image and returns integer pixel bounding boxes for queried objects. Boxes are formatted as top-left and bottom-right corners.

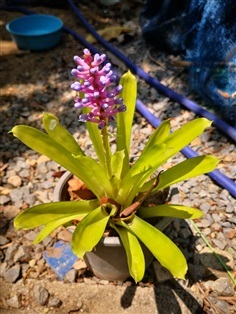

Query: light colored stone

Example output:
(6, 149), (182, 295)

(0, 235), (9, 245)
(64, 269), (77, 283)
(7, 294), (21, 308)
(0, 195), (11, 205)
(4, 264), (21, 283)
(208, 296), (230, 314)
(3, 205), (20, 219)
(212, 277), (235, 296)
(72, 259), (87, 270)
(5, 243), (18, 265)
(29, 259), (37, 267)
(24, 231), (38, 241)
(57, 229), (73, 242)
(199, 247), (235, 278)
(33, 285), (50, 305)
(153, 260), (173, 283)
(0, 262), (8, 277)
(37, 155), (50, 163)
(7, 175), (22, 187)
(47, 295), (62, 308)
(14, 245), (32, 263)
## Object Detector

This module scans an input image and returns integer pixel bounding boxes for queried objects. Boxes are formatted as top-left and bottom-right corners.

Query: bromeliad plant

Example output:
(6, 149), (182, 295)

(11, 49), (218, 282)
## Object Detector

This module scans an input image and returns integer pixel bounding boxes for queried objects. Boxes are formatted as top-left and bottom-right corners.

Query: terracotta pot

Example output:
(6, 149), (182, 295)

(53, 171), (172, 281)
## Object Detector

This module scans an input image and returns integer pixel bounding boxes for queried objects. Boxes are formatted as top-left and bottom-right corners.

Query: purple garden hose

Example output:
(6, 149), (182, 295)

(1, 4), (235, 197)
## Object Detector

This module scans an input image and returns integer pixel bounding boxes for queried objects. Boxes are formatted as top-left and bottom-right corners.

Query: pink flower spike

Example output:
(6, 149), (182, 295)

(71, 49), (126, 128)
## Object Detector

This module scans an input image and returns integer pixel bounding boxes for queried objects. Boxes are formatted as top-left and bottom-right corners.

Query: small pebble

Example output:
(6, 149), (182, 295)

(4, 264), (21, 283)
(199, 203), (211, 213)
(197, 218), (211, 228)
(64, 269), (77, 283)
(7, 294), (21, 309)
(153, 261), (173, 283)
(0, 235), (9, 245)
(33, 285), (50, 305)
(47, 295), (62, 308)
(0, 195), (11, 205)
(212, 277), (235, 296)
(7, 175), (22, 187)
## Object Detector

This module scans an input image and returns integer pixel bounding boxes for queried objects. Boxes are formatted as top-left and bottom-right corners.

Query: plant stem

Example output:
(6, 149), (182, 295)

(190, 219), (236, 287)
(102, 124), (112, 178)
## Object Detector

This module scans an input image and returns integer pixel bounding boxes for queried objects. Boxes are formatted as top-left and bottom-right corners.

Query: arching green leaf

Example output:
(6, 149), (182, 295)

(10, 126), (113, 199)
(42, 112), (84, 156)
(112, 223), (145, 282)
(117, 71), (137, 177)
(72, 204), (117, 258)
(155, 155), (219, 191)
(116, 118), (212, 206)
(117, 216), (187, 279)
(138, 204), (202, 219)
(142, 119), (170, 153)
(14, 200), (99, 229)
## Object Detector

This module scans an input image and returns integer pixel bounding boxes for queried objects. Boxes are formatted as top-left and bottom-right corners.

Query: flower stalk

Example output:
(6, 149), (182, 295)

(101, 122), (112, 178)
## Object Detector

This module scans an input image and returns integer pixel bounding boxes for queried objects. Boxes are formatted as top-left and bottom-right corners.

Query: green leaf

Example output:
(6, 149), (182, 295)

(112, 223), (145, 282)
(117, 216), (187, 279)
(72, 204), (117, 258)
(110, 150), (125, 180)
(141, 155), (219, 193)
(163, 118), (211, 152)
(10, 126), (113, 199)
(117, 118), (212, 206)
(42, 112), (84, 156)
(155, 155), (219, 191)
(74, 155), (115, 198)
(14, 200), (99, 229)
(138, 204), (203, 220)
(33, 217), (76, 244)
(83, 107), (106, 168)
(142, 119), (170, 153)
(117, 71), (137, 177)
(116, 143), (169, 205)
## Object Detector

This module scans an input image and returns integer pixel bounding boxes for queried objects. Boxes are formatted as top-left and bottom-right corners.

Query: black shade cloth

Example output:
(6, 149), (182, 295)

(140, 0), (236, 126)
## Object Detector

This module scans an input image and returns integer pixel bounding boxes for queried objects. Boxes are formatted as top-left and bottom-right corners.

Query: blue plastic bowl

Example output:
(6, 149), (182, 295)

(6, 14), (63, 51)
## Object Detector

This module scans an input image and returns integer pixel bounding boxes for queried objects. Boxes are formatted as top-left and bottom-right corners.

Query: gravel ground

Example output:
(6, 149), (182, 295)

(1, 2), (236, 313)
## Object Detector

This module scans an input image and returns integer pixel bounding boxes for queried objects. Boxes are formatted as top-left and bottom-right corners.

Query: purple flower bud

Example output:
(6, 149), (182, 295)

(107, 92), (114, 98)
(71, 69), (79, 76)
(90, 67), (98, 75)
(102, 103), (109, 109)
(84, 81), (91, 87)
(83, 48), (90, 56)
(77, 65), (84, 72)
(82, 98), (89, 104)
(74, 102), (84, 109)
(79, 114), (88, 122)
(114, 85), (123, 93)
(71, 82), (82, 91)
(73, 55), (80, 62)
(94, 91), (100, 98)
(114, 98), (123, 104)
(98, 120), (105, 129)
(118, 105), (126, 112)
(109, 75), (116, 83)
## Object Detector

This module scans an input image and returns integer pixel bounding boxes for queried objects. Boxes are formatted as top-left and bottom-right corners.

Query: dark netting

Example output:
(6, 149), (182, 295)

(140, 0), (236, 127)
